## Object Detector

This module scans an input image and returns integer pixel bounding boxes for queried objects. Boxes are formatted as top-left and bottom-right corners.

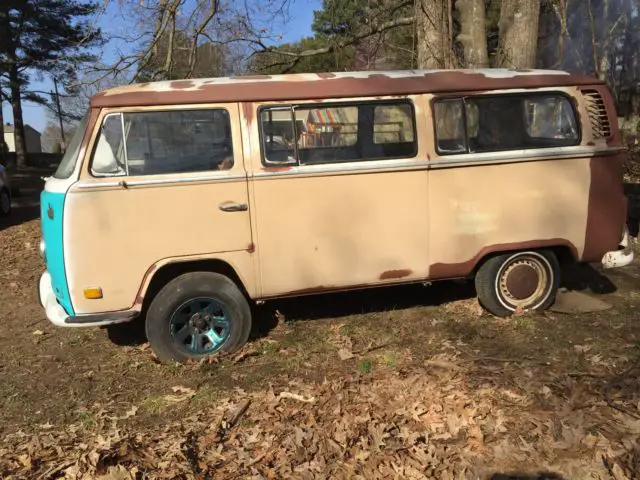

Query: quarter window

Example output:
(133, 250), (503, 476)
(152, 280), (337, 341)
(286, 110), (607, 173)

(433, 93), (580, 155)
(91, 109), (234, 176)
(259, 100), (417, 166)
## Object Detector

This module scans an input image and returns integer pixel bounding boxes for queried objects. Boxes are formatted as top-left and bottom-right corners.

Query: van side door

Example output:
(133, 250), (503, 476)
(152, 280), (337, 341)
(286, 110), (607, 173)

(247, 96), (430, 297)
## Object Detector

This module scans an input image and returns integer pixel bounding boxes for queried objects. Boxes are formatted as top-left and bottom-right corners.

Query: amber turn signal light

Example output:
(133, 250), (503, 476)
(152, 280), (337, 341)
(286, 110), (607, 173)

(84, 287), (103, 299)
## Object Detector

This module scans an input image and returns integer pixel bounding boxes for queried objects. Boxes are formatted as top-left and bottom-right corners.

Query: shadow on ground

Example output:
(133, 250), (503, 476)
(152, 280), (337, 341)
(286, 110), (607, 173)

(488, 473), (567, 480)
(560, 262), (617, 294)
(106, 279), (477, 347)
(105, 260), (620, 349)
(0, 204), (40, 232)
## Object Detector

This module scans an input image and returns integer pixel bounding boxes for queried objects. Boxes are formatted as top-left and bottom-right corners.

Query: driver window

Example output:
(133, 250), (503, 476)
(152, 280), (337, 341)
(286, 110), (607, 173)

(92, 114), (126, 176)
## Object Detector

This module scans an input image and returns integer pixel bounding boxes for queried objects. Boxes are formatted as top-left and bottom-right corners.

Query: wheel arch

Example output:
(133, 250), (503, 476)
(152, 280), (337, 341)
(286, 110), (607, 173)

(135, 258), (252, 314)
(471, 243), (578, 277)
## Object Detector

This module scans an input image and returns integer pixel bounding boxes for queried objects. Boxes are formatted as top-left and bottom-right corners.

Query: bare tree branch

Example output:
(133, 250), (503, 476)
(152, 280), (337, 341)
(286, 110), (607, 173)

(186, 1), (219, 78)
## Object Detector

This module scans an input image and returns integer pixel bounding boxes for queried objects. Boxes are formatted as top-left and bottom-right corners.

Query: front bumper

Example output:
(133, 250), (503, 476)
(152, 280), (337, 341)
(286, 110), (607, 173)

(602, 227), (635, 269)
(38, 271), (138, 327)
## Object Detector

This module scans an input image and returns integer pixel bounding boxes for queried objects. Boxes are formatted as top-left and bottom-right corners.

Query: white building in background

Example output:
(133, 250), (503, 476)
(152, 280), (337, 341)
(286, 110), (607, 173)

(3, 123), (42, 153)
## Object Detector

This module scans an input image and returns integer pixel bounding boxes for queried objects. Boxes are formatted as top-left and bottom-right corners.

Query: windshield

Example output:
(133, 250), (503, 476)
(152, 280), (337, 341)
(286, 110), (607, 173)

(53, 112), (90, 179)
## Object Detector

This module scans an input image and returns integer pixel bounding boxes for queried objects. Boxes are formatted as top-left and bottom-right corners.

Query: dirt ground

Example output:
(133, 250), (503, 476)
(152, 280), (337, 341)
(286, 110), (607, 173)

(1, 172), (640, 479)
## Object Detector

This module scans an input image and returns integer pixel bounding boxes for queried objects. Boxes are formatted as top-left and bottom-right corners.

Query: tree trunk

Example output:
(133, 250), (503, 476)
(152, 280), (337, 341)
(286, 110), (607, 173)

(8, 64), (27, 169)
(495, 0), (541, 68)
(455, 0), (489, 68)
(416, 0), (453, 69)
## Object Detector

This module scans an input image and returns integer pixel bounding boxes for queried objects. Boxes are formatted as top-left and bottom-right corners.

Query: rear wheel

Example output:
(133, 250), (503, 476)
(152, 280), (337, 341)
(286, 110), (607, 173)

(0, 188), (11, 217)
(474, 250), (560, 317)
(145, 271), (252, 363)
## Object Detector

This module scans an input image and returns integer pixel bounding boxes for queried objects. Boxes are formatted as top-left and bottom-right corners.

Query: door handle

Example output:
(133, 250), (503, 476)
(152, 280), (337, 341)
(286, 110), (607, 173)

(219, 202), (248, 212)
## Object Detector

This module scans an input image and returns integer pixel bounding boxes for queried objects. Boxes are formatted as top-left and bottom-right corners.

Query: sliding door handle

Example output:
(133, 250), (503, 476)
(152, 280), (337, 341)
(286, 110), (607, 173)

(219, 202), (248, 212)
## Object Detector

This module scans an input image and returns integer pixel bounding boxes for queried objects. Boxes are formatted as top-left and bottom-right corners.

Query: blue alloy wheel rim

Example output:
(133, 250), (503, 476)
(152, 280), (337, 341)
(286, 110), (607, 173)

(169, 297), (230, 355)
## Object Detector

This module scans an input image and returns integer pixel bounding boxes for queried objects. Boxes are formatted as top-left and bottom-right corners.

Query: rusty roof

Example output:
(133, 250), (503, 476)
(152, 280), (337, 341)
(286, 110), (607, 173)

(91, 68), (604, 108)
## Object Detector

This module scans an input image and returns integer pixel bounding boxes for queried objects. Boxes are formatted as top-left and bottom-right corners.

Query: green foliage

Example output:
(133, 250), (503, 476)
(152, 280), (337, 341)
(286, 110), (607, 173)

(0, 0), (104, 85)
(312, 0), (371, 38)
(250, 0), (416, 74)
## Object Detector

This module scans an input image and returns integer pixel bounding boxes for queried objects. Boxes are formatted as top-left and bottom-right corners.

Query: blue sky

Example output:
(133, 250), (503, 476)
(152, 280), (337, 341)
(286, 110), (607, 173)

(3, 0), (319, 134)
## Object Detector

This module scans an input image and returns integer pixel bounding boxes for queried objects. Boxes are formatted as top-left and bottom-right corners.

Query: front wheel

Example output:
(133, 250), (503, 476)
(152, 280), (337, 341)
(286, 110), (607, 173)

(474, 250), (560, 317)
(145, 271), (252, 363)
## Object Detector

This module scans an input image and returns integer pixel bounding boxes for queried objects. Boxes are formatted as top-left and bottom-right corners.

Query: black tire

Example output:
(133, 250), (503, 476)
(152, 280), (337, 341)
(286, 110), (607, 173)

(474, 249), (560, 317)
(0, 188), (11, 217)
(145, 271), (252, 364)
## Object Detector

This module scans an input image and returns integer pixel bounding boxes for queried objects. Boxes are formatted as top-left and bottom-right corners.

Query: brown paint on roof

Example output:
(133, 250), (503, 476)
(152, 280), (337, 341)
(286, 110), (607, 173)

(91, 69), (604, 108)
(170, 80), (197, 90)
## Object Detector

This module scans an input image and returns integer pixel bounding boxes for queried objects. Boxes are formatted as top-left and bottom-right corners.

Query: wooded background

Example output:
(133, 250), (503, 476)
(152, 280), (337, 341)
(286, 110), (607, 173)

(1, 0), (639, 167)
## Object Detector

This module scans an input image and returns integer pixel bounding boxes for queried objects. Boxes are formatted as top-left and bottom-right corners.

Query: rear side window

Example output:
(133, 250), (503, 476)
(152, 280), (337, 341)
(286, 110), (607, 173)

(259, 100), (417, 166)
(433, 93), (580, 155)
(91, 108), (234, 176)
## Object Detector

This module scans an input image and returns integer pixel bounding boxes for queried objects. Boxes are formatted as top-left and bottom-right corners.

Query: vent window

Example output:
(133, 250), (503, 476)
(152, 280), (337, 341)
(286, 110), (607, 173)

(582, 89), (611, 139)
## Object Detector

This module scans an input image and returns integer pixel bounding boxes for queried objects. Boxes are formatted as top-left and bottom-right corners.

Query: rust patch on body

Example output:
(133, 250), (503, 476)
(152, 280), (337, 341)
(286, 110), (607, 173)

(133, 263), (159, 306)
(247, 243), (255, 253)
(429, 239), (579, 280)
(242, 101), (254, 126)
(380, 269), (413, 280)
(582, 153), (627, 262)
(170, 80), (197, 90)
(317, 72), (336, 78)
(92, 71), (604, 108)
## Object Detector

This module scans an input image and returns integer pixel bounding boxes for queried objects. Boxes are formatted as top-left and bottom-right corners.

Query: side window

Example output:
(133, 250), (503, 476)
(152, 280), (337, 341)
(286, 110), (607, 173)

(92, 114), (127, 176)
(433, 93), (580, 155)
(259, 100), (417, 166)
(374, 104), (414, 144)
(295, 105), (359, 164)
(91, 108), (234, 176)
(433, 99), (466, 154)
(524, 95), (579, 142)
(260, 107), (298, 165)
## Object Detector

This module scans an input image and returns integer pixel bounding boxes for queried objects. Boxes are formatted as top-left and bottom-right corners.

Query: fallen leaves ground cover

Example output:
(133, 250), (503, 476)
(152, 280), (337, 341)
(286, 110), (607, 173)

(2, 173), (640, 479)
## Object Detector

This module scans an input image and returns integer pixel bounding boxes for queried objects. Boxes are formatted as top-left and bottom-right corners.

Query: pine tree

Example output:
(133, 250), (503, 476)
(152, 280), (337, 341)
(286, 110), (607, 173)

(0, 0), (102, 168)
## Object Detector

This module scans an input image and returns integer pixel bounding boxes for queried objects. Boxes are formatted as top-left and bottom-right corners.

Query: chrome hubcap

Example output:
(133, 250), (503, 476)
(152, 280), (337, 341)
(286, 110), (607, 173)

(496, 254), (552, 310)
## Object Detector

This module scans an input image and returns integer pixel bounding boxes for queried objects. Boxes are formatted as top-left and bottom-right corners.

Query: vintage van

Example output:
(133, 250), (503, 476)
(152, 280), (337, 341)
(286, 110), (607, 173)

(38, 68), (634, 363)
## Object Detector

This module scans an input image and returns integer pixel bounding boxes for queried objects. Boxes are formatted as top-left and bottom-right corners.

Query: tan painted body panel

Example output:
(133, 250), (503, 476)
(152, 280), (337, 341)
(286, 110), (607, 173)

(251, 168), (430, 296)
(427, 157), (590, 276)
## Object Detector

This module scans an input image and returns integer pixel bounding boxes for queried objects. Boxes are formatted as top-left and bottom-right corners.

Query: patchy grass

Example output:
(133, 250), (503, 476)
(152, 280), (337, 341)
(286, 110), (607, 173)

(358, 358), (374, 374)
(139, 395), (171, 415)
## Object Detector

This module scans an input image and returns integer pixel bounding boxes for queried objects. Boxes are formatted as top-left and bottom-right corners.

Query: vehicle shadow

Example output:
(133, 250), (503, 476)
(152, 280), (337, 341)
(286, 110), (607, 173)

(487, 473), (567, 480)
(0, 203), (40, 232)
(560, 262), (617, 295)
(105, 279), (478, 347)
(105, 261), (621, 348)
(250, 279), (477, 340)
